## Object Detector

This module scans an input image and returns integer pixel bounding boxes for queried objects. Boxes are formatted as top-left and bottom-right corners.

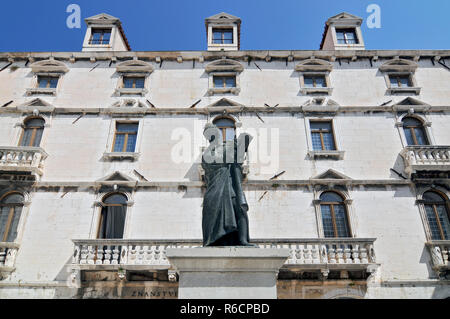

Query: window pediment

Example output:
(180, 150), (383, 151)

(379, 59), (418, 73)
(116, 60), (154, 74)
(30, 59), (68, 74)
(205, 59), (244, 73)
(295, 59), (333, 72)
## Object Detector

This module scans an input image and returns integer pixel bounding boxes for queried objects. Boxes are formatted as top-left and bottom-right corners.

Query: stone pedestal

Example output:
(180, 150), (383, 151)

(165, 247), (290, 299)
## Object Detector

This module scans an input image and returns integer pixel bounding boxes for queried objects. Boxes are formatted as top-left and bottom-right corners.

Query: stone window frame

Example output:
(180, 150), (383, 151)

(415, 186), (450, 242)
(114, 60), (153, 97)
(0, 189), (32, 245)
(207, 25), (239, 51)
(83, 24), (117, 51)
(379, 59), (421, 95)
(304, 116), (344, 160)
(330, 25), (365, 50)
(14, 113), (52, 148)
(103, 117), (144, 161)
(312, 188), (357, 238)
(295, 59), (333, 95)
(395, 113), (435, 148)
(91, 191), (135, 239)
(26, 59), (69, 96)
(205, 59), (244, 96)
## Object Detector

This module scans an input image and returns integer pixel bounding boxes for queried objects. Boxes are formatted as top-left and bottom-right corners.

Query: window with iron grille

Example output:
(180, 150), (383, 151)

(123, 76), (145, 89)
(212, 28), (233, 44)
(310, 121), (336, 151)
(112, 123), (138, 153)
(336, 28), (358, 44)
(213, 75), (236, 88)
(320, 192), (351, 238)
(89, 29), (112, 45)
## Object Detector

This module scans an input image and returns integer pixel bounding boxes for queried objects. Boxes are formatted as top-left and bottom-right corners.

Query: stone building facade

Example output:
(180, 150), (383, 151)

(0, 12), (449, 299)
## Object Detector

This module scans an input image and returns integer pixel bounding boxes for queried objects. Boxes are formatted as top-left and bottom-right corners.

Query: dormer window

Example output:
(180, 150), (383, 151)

(205, 12), (241, 51)
(212, 28), (233, 44)
(335, 28), (358, 44)
(89, 28), (111, 45)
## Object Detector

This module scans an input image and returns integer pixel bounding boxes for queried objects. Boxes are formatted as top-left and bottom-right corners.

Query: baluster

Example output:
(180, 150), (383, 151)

(87, 245), (95, 264)
(352, 244), (361, 264)
(360, 246), (368, 263)
(129, 245), (137, 264)
(80, 245), (88, 264)
(120, 245), (129, 265)
(311, 245), (320, 264)
(336, 246), (344, 263)
(442, 245), (449, 265)
(103, 245), (112, 264)
(111, 245), (120, 264)
(95, 245), (104, 264)
(328, 245), (336, 264)
(320, 245), (328, 264)
(304, 245), (312, 263)
(72, 245), (81, 264)
(0, 248), (7, 264)
(344, 245), (352, 264)
(135, 245), (143, 265)
(4, 248), (17, 268)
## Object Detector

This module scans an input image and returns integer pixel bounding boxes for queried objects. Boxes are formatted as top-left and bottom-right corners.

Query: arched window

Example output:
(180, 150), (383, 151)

(213, 117), (235, 142)
(98, 193), (127, 239)
(320, 192), (351, 238)
(19, 117), (45, 147)
(0, 193), (24, 242)
(402, 117), (429, 146)
(423, 191), (450, 240)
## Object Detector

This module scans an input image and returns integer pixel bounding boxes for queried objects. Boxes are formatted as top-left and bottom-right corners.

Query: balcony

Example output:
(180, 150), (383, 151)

(0, 242), (20, 277)
(400, 146), (450, 179)
(70, 238), (378, 282)
(0, 146), (48, 180)
(426, 240), (450, 278)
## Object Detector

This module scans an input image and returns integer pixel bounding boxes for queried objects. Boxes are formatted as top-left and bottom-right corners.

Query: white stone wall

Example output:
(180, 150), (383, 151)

(0, 54), (449, 299)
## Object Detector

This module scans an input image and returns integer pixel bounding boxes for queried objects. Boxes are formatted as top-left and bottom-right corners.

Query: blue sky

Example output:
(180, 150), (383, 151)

(0, 0), (449, 52)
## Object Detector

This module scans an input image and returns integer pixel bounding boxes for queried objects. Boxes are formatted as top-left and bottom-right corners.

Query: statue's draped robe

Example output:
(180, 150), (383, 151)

(201, 136), (251, 246)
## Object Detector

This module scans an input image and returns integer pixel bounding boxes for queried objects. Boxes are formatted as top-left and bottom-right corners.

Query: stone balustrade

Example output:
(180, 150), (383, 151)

(0, 242), (20, 273)
(0, 146), (48, 178)
(401, 146), (450, 177)
(426, 240), (450, 277)
(71, 238), (377, 270)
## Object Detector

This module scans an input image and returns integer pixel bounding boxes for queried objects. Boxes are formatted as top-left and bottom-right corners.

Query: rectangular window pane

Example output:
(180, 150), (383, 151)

(117, 123), (138, 133)
(0, 207), (10, 241)
(399, 76), (410, 87)
(113, 134), (125, 152)
(6, 207), (22, 242)
(38, 77), (48, 88)
(404, 128), (415, 146)
(213, 76), (223, 87)
(425, 205), (442, 240)
(32, 128), (43, 147)
(321, 205), (335, 237)
(414, 128), (428, 145)
(314, 76), (326, 88)
(126, 134), (137, 152)
(225, 77), (236, 87)
(390, 76), (400, 88)
(311, 132), (322, 150)
(334, 205), (350, 237)
(322, 132), (336, 150)
(304, 77), (314, 88)
(225, 128), (235, 141)
(436, 205), (450, 240)
(20, 129), (33, 146)
(49, 77), (58, 88)
(310, 121), (332, 131)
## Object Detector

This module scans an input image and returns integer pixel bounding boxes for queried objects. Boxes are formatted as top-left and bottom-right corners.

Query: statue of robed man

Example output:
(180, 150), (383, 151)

(201, 123), (256, 247)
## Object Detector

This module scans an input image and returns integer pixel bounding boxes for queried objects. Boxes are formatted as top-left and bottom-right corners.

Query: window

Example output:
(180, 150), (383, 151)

(212, 28), (233, 44)
(390, 75), (412, 88)
(423, 191), (450, 240)
(402, 117), (429, 146)
(320, 192), (351, 238)
(112, 123), (138, 152)
(304, 75), (326, 88)
(213, 76), (236, 88)
(19, 118), (45, 147)
(90, 29), (111, 45)
(310, 121), (336, 151)
(336, 29), (358, 44)
(37, 76), (58, 89)
(213, 117), (235, 142)
(0, 193), (24, 242)
(123, 76), (145, 89)
(98, 193), (127, 239)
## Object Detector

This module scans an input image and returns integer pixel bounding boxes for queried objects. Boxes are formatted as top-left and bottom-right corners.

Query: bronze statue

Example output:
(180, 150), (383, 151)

(201, 123), (255, 247)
